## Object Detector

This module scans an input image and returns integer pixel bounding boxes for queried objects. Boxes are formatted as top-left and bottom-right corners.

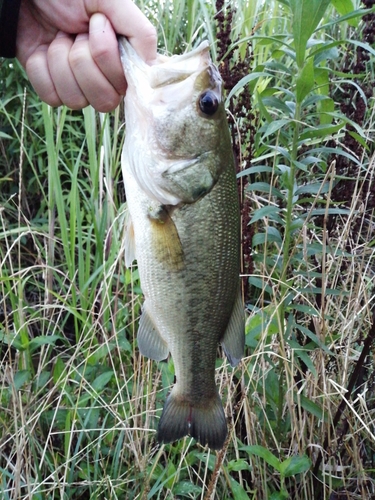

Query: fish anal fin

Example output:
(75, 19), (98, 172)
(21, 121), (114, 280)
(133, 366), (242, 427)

(148, 205), (185, 271)
(221, 288), (245, 367)
(138, 304), (169, 361)
(157, 387), (227, 450)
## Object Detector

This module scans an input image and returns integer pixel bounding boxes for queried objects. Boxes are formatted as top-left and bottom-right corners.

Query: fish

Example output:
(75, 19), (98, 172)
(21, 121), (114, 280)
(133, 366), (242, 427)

(119, 37), (245, 450)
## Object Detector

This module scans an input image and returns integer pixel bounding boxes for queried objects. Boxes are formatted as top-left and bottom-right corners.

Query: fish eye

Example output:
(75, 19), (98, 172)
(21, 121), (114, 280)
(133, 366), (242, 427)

(199, 91), (219, 116)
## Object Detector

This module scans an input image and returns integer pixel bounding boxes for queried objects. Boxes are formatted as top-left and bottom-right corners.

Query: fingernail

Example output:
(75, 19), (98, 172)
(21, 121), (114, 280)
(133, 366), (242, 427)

(75, 33), (89, 42)
(90, 13), (108, 33)
(55, 31), (70, 39)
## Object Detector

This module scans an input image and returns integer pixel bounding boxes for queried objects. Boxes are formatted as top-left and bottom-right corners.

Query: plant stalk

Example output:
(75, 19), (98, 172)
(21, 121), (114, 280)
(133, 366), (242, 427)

(276, 102), (302, 440)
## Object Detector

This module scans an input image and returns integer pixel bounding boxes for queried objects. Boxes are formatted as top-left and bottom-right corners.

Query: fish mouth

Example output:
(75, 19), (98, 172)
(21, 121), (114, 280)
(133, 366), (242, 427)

(119, 37), (214, 93)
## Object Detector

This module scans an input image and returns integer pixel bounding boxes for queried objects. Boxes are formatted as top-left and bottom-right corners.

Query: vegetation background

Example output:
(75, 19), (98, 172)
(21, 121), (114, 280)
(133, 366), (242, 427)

(1, 0), (375, 498)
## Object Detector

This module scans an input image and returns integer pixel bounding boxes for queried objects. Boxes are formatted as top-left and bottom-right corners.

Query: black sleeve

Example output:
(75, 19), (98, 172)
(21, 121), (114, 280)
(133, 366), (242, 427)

(0, 0), (22, 58)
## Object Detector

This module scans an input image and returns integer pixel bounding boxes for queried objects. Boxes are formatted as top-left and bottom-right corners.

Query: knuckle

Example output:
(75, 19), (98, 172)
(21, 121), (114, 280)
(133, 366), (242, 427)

(68, 44), (88, 70)
(26, 57), (62, 107)
(95, 94), (121, 113)
(144, 25), (158, 45)
(47, 38), (66, 60)
(91, 43), (111, 62)
(45, 94), (64, 108)
(64, 96), (89, 110)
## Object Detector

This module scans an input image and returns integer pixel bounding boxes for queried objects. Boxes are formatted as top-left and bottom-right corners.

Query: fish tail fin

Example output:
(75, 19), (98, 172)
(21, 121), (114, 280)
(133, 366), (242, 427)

(157, 388), (227, 450)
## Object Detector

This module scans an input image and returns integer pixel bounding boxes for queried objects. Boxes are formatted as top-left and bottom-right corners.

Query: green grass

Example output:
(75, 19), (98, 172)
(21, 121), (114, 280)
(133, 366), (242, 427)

(1, 0), (375, 498)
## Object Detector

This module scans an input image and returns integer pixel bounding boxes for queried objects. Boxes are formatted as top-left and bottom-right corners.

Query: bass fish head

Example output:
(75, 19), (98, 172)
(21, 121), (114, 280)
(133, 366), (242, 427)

(120, 37), (232, 206)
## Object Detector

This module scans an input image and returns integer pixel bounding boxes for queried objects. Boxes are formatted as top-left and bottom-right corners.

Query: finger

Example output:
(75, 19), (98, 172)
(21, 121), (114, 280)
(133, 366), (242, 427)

(94, 0), (157, 64)
(89, 13), (127, 95)
(25, 44), (63, 107)
(69, 33), (122, 112)
(48, 32), (89, 110)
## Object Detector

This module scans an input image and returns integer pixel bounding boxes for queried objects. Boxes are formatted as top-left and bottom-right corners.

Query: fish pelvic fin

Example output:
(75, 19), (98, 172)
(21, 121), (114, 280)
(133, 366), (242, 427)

(221, 287), (245, 367)
(157, 387), (227, 450)
(148, 205), (185, 271)
(124, 207), (136, 267)
(138, 302), (169, 361)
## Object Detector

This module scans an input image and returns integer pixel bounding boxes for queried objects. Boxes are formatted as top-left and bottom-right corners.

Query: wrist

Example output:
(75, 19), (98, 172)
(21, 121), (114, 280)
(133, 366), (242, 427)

(0, 0), (22, 57)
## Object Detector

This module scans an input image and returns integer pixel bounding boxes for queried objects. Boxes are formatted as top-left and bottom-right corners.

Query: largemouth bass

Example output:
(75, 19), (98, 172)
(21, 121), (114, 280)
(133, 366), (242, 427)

(119, 37), (245, 450)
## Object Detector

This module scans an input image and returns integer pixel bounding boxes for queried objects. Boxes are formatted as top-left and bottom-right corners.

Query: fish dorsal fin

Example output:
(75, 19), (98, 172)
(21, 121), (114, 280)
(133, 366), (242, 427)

(221, 288), (245, 367)
(124, 208), (136, 267)
(138, 302), (169, 361)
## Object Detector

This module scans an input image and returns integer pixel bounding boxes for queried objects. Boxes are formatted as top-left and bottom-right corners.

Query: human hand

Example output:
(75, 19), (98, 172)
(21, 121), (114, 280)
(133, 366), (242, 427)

(16, 0), (157, 112)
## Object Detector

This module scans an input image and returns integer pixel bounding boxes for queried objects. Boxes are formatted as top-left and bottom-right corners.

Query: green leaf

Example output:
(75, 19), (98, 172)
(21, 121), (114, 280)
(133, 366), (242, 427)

(0, 131), (13, 139)
(14, 370), (31, 391)
(0, 331), (24, 351)
(288, 339), (317, 377)
(279, 455), (312, 477)
(248, 182), (284, 199)
(173, 482), (202, 496)
(91, 370), (114, 393)
(64, 411), (72, 458)
(117, 331), (132, 352)
(226, 71), (270, 102)
(308, 146), (360, 166)
(241, 445), (281, 471)
(290, 0), (332, 67)
(195, 452), (216, 471)
(227, 459), (252, 473)
(249, 206), (282, 224)
(263, 119), (290, 138)
(293, 392), (326, 421)
(246, 305), (279, 344)
(248, 276), (273, 296)
(347, 131), (370, 151)
(53, 357), (65, 384)
(228, 476), (251, 500)
(29, 335), (62, 352)
(256, 91), (273, 123)
(270, 492), (289, 500)
(331, 0), (358, 26)
(296, 56), (315, 103)
(34, 371), (50, 391)
(331, 0), (354, 15)
(166, 462), (177, 489)
(319, 7), (370, 31)
(296, 325), (335, 355)
(294, 182), (330, 196)
(252, 227), (283, 246)
(303, 208), (352, 217)
(87, 342), (116, 365)
(239, 165), (274, 177)
(299, 121), (345, 141)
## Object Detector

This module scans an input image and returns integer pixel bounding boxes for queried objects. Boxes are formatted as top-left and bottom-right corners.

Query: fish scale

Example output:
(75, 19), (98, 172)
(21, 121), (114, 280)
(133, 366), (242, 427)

(120, 37), (245, 449)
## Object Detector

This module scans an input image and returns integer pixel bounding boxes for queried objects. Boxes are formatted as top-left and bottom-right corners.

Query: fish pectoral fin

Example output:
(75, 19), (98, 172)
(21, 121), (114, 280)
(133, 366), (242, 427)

(124, 207), (136, 267)
(148, 205), (185, 271)
(221, 288), (245, 367)
(157, 387), (227, 450)
(138, 303), (169, 361)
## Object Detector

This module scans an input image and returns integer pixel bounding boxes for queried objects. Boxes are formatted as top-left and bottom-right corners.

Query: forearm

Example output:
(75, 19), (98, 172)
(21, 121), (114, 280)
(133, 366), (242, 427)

(0, 0), (22, 57)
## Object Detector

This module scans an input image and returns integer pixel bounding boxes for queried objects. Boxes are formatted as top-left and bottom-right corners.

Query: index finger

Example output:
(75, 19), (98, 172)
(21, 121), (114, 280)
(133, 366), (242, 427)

(91, 0), (157, 63)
